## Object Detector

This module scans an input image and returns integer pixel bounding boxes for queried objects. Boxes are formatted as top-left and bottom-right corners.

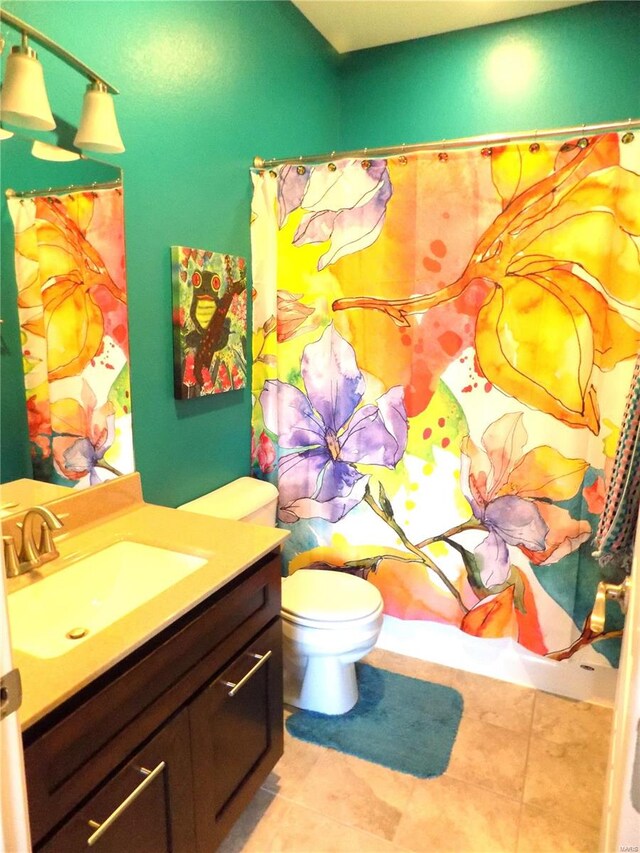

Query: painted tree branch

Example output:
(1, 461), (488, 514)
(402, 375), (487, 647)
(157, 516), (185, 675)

(331, 138), (604, 326)
(416, 517), (486, 549)
(332, 275), (472, 327)
(96, 459), (123, 477)
(363, 488), (469, 613)
(302, 553), (418, 580)
(546, 611), (624, 661)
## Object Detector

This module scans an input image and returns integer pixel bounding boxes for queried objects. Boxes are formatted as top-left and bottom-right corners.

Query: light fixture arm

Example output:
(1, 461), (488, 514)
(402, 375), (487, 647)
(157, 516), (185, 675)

(0, 9), (119, 94)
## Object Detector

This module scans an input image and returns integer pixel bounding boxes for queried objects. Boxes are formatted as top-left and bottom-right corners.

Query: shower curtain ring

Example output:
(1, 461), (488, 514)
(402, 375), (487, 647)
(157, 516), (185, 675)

(529, 129), (540, 154)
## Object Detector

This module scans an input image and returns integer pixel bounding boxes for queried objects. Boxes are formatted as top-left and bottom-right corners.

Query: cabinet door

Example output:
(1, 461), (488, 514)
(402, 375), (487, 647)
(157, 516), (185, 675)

(189, 618), (283, 851)
(39, 708), (196, 853)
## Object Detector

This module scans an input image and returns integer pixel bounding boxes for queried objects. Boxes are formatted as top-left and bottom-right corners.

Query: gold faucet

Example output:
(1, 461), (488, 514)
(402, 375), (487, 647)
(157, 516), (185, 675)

(3, 505), (64, 578)
(588, 576), (632, 634)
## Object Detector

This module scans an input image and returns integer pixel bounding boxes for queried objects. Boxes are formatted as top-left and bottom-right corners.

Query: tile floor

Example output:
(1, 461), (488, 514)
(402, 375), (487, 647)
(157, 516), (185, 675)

(219, 648), (613, 853)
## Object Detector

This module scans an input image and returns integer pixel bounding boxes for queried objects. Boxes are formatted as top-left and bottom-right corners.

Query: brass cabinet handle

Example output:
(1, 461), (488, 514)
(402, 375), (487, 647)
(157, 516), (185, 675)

(222, 650), (272, 697)
(86, 761), (166, 846)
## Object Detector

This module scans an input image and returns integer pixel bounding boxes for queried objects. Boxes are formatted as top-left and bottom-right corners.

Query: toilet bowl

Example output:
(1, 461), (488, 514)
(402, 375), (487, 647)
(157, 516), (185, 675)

(178, 477), (384, 715)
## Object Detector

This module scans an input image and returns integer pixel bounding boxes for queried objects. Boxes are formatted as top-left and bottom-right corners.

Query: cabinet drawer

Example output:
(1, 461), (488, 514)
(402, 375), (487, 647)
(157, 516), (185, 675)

(39, 708), (196, 853)
(190, 618), (283, 851)
(26, 552), (281, 845)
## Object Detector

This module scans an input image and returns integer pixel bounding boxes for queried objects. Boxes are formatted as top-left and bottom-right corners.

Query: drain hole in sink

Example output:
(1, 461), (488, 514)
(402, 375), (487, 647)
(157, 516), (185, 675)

(66, 627), (89, 640)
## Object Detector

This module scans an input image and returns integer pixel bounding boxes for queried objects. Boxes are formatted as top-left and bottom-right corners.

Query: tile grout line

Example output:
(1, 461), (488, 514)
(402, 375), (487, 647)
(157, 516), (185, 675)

(260, 782), (410, 848)
(267, 741), (421, 846)
(513, 687), (540, 852)
(440, 706), (534, 808)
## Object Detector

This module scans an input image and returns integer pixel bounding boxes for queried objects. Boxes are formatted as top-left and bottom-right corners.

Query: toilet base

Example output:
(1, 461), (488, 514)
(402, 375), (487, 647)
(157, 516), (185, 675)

(283, 650), (358, 715)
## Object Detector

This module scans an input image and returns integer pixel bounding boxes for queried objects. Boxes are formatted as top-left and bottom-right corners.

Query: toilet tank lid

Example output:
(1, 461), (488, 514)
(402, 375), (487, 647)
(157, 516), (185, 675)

(282, 569), (382, 622)
(178, 477), (278, 520)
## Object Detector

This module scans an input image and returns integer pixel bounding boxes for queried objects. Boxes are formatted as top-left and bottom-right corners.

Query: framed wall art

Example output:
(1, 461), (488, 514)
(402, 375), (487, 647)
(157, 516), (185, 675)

(171, 246), (247, 399)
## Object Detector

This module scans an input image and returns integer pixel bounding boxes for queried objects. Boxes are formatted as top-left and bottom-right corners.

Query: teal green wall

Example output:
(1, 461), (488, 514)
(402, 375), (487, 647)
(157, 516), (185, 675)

(339, 1), (640, 148)
(0, 1), (340, 505)
(2, 0), (639, 507)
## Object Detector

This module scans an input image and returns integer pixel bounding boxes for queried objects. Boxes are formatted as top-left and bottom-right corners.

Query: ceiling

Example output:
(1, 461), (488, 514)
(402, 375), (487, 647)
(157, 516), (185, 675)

(291, 0), (596, 53)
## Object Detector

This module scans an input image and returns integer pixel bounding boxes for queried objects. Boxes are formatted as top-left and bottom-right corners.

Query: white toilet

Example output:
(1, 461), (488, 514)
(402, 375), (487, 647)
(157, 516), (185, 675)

(179, 477), (384, 715)
(179, 476), (279, 525)
(281, 569), (383, 715)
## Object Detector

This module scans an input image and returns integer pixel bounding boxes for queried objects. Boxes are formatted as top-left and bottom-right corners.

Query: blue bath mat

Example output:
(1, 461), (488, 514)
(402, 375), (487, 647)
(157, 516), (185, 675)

(286, 663), (463, 778)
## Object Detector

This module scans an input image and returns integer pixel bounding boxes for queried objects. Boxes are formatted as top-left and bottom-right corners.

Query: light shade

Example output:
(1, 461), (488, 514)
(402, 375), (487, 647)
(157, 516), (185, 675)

(1, 43), (55, 131)
(74, 81), (124, 154)
(31, 140), (80, 162)
(0, 91), (14, 140)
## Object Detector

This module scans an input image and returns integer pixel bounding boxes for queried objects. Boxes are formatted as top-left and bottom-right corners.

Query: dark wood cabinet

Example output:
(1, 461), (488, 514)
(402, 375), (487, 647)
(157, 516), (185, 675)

(190, 619), (283, 851)
(40, 709), (196, 853)
(25, 552), (283, 852)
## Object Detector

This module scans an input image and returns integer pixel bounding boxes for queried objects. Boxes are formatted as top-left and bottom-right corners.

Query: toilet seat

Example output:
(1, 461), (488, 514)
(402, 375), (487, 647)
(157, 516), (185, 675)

(281, 569), (382, 623)
(281, 604), (383, 631)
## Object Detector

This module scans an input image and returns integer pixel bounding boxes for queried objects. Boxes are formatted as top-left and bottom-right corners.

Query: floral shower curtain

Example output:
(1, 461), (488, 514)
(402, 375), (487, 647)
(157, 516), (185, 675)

(251, 131), (640, 666)
(8, 186), (134, 487)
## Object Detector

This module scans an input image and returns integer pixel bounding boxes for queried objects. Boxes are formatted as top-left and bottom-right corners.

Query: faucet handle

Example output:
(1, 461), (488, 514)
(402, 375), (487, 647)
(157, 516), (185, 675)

(39, 521), (59, 561)
(3, 536), (20, 578)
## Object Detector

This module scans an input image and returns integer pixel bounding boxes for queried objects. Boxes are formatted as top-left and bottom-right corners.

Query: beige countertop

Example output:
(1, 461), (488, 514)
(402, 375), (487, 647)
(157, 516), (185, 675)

(0, 479), (72, 519)
(3, 474), (287, 730)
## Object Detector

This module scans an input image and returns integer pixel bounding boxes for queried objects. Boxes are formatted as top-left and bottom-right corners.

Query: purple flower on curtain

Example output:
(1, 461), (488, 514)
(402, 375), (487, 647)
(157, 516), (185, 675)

(276, 159), (393, 271)
(50, 382), (119, 485)
(260, 324), (408, 524)
(62, 431), (115, 485)
(460, 412), (590, 587)
(277, 164), (312, 228)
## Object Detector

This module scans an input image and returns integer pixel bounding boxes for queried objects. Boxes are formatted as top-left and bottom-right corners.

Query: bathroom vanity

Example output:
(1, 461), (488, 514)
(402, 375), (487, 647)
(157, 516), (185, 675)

(4, 475), (288, 852)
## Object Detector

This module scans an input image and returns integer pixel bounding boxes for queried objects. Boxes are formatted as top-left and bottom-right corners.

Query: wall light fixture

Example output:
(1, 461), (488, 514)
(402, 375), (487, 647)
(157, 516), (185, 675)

(1, 31), (55, 130)
(75, 81), (124, 154)
(0, 9), (124, 153)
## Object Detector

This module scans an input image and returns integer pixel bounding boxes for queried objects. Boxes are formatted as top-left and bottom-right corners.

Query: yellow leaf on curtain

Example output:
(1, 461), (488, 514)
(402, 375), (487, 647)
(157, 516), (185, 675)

(521, 210), (640, 309)
(44, 285), (104, 381)
(475, 276), (600, 432)
(491, 143), (556, 207)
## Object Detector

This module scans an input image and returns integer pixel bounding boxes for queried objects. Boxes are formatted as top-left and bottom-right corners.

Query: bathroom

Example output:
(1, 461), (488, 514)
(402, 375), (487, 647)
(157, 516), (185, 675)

(1, 0), (639, 850)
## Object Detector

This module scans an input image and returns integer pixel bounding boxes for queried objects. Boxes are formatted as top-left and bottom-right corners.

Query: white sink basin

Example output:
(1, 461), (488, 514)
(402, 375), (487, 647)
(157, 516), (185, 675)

(8, 541), (208, 658)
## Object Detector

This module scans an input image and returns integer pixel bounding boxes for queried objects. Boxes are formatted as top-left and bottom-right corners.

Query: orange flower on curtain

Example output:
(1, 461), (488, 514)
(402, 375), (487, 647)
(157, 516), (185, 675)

(9, 187), (134, 487)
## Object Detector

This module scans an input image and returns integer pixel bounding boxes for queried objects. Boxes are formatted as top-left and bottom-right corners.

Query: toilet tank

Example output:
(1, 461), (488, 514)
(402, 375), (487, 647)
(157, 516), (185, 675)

(178, 477), (278, 527)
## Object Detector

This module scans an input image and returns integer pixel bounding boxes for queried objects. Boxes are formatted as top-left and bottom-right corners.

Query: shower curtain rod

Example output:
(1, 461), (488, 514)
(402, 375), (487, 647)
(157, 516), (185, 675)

(253, 117), (640, 168)
(5, 178), (123, 199)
